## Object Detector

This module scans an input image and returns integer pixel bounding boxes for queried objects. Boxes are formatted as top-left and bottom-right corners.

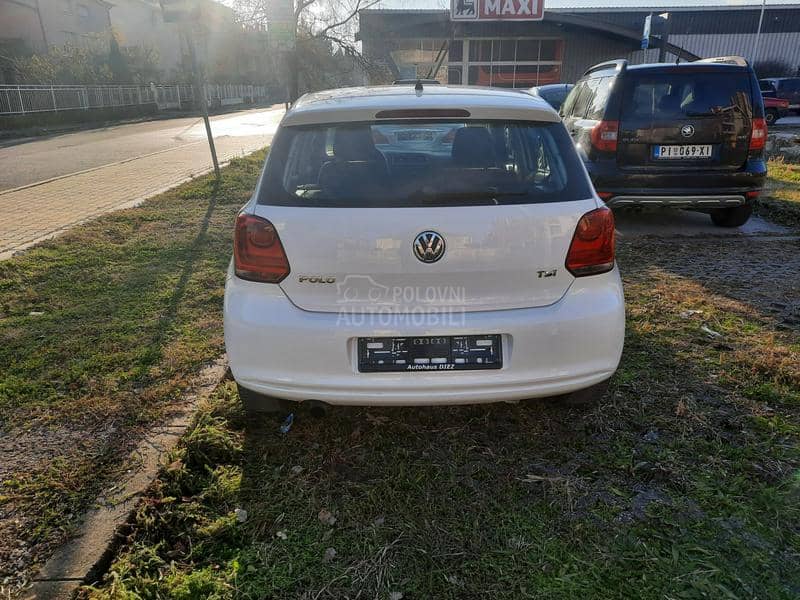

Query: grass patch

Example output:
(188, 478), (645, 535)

(759, 159), (800, 227)
(0, 149), (267, 590)
(83, 241), (800, 598)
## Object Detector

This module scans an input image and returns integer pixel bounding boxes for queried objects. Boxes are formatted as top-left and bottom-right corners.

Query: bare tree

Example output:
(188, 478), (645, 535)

(232, 0), (381, 97)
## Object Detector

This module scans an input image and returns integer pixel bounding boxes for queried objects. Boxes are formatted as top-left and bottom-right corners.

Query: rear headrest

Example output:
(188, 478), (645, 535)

(333, 126), (379, 161)
(452, 127), (496, 168)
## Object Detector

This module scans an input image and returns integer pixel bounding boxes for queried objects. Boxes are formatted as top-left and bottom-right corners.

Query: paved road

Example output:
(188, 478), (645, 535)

(0, 106), (284, 258)
(0, 106), (284, 191)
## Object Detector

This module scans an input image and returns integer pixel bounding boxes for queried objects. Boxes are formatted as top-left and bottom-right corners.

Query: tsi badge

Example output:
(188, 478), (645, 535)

(537, 269), (557, 279)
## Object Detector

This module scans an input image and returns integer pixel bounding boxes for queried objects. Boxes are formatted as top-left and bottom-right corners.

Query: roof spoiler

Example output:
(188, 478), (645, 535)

(583, 59), (628, 77)
(695, 56), (749, 67)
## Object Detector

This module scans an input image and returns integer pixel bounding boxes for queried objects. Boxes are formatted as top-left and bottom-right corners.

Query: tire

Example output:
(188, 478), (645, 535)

(552, 379), (610, 408)
(710, 204), (753, 228)
(237, 383), (291, 414)
(765, 108), (778, 126)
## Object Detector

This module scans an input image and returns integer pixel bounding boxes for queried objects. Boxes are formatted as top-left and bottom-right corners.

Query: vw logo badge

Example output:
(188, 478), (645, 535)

(680, 125), (695, 138)
(414, 231), (445, 263)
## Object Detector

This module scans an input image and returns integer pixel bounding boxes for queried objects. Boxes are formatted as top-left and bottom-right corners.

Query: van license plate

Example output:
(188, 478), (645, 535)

(653, 145), (713, 159)
(358, 335), (502, 372)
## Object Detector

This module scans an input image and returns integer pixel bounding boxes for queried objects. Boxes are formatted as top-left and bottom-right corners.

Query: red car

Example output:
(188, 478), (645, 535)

(764, 96), (790, 126)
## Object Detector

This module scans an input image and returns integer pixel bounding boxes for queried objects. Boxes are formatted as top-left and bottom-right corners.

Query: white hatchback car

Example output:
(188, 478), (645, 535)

(224, 85), (625, 412)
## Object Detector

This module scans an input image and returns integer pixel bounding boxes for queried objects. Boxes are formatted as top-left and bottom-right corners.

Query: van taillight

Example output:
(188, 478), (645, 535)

(590, 120), (619, 153)
(565, 207), (616, 277)
(234, 214), (290, 283)
(750, 117), (767, 151)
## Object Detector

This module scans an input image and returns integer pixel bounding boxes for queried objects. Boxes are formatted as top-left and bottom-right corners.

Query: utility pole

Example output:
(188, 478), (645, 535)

(266, 0), (297, 103)
(161, 0), (219, 179)
(185, 26), (220, 179)
(751, 0), (767, 65)
(658, 12), (671, 63)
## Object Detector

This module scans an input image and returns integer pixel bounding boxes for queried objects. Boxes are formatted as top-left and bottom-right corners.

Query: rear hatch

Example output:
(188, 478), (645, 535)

(255, 118), (597, 313)
(617, 69), (754, 171)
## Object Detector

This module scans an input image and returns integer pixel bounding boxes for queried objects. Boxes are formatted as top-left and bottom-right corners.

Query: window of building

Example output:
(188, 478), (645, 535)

(389, 39), (451, 82)
(77, 4), (89, 19)
(452, 38), (564, 88)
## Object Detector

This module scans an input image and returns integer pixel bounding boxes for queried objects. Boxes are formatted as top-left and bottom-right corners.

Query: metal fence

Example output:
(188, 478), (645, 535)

(0, 83), (269, 116)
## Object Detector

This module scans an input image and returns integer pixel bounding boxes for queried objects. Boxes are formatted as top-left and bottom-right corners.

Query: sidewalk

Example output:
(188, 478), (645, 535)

(0, 117), (279, 260)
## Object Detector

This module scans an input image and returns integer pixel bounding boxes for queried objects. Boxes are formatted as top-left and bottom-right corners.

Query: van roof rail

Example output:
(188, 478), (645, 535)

(695, 56), (749, 67)
(583, 59), (628, 77)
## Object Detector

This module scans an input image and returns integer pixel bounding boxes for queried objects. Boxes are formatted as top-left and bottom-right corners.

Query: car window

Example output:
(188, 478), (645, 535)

(759, 80), (775, 92)
(260, 120), (593, 207)
(570, 81), (595, 119)
(587, 77), (612, 120)
(559, 81), (584, 117)
(622, 72), (752, 119)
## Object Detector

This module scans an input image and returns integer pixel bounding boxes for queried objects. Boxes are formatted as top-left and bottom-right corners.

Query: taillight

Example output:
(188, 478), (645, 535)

(565, 207), (616, 277)
(234, 214), (290, 283)
(590, 120), (619, 153)
(750, 117), (767, 151)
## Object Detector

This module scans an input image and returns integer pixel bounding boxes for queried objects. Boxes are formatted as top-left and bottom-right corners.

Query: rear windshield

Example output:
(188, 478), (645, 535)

(258, 120), (593, 207)
(623, 72), (752, 120)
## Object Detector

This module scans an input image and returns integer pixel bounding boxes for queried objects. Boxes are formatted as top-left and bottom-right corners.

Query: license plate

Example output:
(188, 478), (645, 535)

(653, 144), (713, 159)
(358, 335), (502, 372)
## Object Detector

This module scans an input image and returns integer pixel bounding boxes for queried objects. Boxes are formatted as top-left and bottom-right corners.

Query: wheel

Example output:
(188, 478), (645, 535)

(237, 383), (291, 414)
(552, 379), (610, 408)
(765, 108), (778, 126)
(710, 204), (753, 227)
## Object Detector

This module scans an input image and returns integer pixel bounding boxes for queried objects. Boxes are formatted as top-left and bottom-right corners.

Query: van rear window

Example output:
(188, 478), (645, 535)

(623, 72), (752, 120)
(258, 120), (593, 207)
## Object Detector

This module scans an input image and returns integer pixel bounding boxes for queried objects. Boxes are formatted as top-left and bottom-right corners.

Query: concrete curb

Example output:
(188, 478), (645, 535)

(24, 357), (229, 600)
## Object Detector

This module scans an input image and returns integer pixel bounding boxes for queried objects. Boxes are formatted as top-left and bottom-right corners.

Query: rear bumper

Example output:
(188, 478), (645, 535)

(607, 194), (746, 208)
(587, 158), (767, 205)
(224, 265), (626, 406)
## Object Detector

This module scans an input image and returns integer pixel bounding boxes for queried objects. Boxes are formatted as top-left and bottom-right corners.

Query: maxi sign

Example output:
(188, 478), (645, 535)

(451, 0), (544, 21)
